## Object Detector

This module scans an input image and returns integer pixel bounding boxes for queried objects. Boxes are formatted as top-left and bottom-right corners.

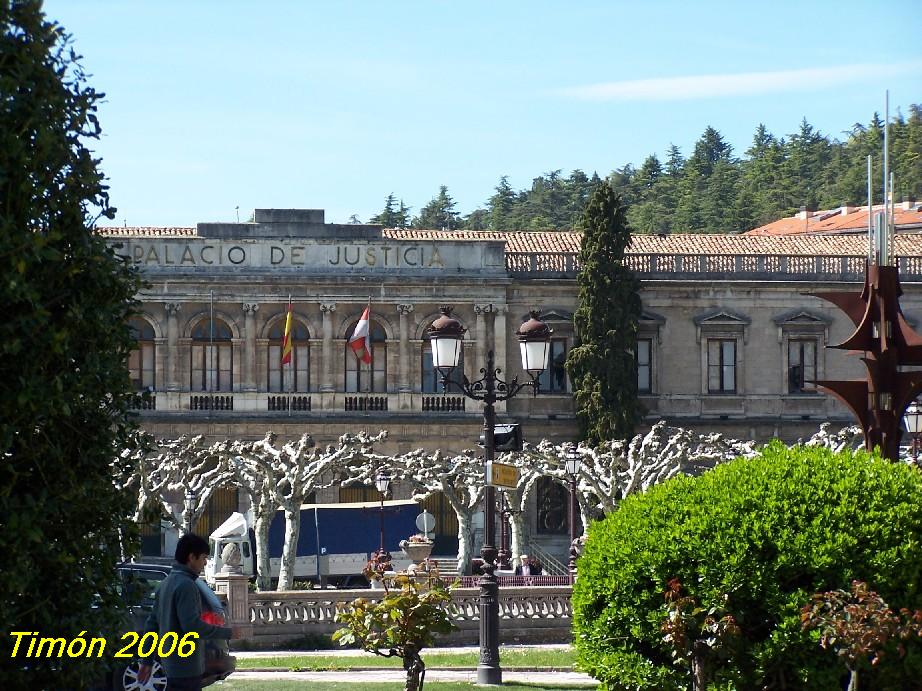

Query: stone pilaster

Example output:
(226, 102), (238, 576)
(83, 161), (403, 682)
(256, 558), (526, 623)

(474, 304), (494, 376)
(164, 303), (182, 391)
(396, 304), (414, 392)
(320, 303), (336, 392)
(241, 303), (259, 392)
(494, 305), (508, 413)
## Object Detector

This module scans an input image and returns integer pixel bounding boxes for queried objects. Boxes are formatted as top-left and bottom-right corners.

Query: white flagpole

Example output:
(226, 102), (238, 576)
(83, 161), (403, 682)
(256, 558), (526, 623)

(288, 294), (292, 418)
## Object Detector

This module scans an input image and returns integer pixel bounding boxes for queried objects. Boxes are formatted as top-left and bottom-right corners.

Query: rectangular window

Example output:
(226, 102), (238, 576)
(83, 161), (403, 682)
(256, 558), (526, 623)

(421, 350), (463, 393)
(345, 344), (386, 393)
(788, 339), (817, 393)
(707, 339), (736, 393)
(636, 339), (652, 393)
(128, 344), (155, 390)
(269, 344), (309, 393)
(538, 339), (568, 393)
(192, 343), (232, 392)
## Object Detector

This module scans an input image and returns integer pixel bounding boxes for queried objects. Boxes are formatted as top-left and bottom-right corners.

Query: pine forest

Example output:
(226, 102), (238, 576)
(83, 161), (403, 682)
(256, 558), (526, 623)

(370, 105), (922, 234)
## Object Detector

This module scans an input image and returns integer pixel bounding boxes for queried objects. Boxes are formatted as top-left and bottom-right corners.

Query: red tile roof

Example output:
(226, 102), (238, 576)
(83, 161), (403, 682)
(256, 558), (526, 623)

(746, 203), (922, 236)
(98, 225), (922, 256)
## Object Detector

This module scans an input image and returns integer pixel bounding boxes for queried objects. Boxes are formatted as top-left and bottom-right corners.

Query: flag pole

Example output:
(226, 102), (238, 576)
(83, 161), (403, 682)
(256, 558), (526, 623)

(209, 289), (214, 418)
(288, 294), (292, 418)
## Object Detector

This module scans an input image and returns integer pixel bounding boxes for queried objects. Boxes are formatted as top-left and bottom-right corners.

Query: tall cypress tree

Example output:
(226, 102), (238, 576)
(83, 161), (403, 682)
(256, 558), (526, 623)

(0, 2), (140, 686)
(565, 182), (642, 444)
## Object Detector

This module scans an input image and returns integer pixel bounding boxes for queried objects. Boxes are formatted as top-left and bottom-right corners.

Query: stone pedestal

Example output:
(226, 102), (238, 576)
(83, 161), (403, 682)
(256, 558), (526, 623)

(212, 572), (252, 640)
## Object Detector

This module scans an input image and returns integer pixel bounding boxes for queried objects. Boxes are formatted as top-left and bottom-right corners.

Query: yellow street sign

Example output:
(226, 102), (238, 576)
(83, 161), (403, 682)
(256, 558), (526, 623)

(486, 461), (519, 488)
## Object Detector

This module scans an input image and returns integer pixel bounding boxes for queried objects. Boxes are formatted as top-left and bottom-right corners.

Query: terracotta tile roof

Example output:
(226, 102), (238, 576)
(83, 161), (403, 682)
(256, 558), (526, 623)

(97, 226), (198, 237)
(98, 225), (922, 256)
(746, 203), (922, 236)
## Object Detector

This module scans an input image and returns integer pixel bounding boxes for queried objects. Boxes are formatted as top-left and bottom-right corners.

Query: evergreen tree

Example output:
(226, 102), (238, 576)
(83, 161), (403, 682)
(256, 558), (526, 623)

(413, 185), (460, 229)
(369, 193), (402, 227)
(565, 182), (642, 444)
(396, 199), (411, 228)
(0, 2), (141, 687)
(487, 175), (517, 230)
(462, 208), (489, 230)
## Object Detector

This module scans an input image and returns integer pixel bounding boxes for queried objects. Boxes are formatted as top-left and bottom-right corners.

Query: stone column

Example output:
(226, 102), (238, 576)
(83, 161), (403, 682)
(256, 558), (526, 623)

(212, 571), (252, 640)
(164, 303), (182, 392)
(320, 303), (336, 392)
(493, 305), (508, 413)
(241, 303), (259, 393)
(474, 304), (494, 375)
(396, 304), (414, 392)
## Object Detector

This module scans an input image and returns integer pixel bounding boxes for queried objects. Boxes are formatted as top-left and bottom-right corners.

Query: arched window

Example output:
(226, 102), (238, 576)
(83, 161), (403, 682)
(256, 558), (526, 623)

(267, 318), (310, 392)
(421, 345), (464, 393)
(191, 318), (233, 392)
(344, 320), (386, 392)
(128, 318), (156, 391)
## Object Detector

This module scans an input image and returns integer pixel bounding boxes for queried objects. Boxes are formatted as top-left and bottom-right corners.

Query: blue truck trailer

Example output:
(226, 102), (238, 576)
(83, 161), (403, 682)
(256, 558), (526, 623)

(205, 499), (421, 587)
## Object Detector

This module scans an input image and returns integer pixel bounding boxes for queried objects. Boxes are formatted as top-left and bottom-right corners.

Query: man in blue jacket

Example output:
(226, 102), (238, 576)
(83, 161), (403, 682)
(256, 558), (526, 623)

(138, 533), (237, 690)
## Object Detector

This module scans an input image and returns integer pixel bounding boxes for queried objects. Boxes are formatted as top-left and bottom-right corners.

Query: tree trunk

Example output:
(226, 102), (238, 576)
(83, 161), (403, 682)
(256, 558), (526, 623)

(254, 511), (272, 591)
(455, 512), (474, 576)
(403, 648), (425, 691)
(691, 646), (708, 691)
(278, 507), (300, 590)
(692, 641), (710, 691)
(509, 503), (529, 560)
(847, 668), (858, 691)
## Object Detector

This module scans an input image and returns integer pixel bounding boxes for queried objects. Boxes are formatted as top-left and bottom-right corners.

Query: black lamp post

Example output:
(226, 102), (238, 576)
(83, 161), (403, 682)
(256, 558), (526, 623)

(904, 400), (922, 464)
(564, 445), (582, 580)
(427, 306), (551, 686)
(374, 471), (391, 563)
(497, 492), (512, 570)
(182, 490), (196, 536)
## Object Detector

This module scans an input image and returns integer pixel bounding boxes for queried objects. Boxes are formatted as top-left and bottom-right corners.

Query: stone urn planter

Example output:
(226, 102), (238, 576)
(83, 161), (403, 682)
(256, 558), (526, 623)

(401, 539), (434, 563)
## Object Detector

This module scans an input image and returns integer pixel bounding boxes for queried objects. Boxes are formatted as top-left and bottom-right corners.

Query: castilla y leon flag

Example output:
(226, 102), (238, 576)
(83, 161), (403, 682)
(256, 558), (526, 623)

(280, 298), (293, 365)
(349, 305), (373, 364)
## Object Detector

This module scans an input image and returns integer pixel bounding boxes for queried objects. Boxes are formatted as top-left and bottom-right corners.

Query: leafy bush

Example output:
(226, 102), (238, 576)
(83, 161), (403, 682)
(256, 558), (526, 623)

(1, 2), (140, 688)
(571, 442), (922, 690)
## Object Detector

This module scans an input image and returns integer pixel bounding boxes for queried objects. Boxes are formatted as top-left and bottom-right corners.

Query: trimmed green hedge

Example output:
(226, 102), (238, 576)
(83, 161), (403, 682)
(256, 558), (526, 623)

(572, 442), (922, 690)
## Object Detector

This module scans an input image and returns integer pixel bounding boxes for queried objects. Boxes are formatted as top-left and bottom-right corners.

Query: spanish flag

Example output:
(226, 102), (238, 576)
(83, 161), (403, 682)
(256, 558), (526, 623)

(348, 305), (373, 364)
(280, 298), (293, 366)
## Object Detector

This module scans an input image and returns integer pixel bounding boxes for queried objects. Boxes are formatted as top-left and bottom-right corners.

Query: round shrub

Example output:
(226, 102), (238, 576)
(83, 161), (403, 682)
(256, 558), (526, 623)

(571, 442), (922, 690)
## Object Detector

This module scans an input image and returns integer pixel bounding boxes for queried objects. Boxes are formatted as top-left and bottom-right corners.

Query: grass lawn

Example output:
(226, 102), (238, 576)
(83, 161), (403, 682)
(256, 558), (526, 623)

(236, 648), (575, 671)
(217, 682), (591, 691)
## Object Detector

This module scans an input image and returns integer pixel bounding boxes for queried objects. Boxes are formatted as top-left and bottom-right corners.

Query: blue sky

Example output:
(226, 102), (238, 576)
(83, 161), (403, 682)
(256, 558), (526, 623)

(43, 1), (922, 227)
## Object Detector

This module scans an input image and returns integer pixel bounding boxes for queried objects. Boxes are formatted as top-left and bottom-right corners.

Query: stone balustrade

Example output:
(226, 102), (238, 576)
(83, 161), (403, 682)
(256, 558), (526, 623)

(506, 252), (922, 281)
(213, 573), (573, 647)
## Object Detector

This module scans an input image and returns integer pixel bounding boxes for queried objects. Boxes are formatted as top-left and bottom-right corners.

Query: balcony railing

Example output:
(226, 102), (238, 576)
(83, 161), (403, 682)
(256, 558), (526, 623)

(506, 252), (922, 281)
(190, 394), (234, 411)
(129, 392), (157, 410)
(136, 392), (527, 415)
(344, 395), (388, 412)
(268, 394), (312, 411)
(421, 395), (466, 412)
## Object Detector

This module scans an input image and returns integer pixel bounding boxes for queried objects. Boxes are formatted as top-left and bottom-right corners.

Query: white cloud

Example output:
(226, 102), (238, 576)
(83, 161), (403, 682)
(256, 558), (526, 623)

(560, 62), (922, 102)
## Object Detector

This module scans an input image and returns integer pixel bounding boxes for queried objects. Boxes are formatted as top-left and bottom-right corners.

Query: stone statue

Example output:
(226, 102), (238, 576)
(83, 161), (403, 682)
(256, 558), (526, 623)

(220, 542), (242, 574)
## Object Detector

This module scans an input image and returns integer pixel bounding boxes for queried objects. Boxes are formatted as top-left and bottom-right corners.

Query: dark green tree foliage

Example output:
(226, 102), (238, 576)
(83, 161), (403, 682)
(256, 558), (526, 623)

(565, 183), (642, 444)
(412, 184), (460, 230)
(369, 193), (410, 228)
(390, 106), (922, 235)
(571, 444), (922, 690)
(0, 2), (140, 686)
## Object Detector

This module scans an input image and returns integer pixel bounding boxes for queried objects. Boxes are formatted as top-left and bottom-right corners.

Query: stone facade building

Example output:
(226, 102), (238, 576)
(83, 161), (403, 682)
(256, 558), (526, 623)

(103, 208), (922, 562)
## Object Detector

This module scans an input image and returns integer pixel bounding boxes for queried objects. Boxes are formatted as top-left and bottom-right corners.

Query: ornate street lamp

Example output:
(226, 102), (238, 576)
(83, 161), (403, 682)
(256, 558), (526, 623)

(374, 471), (391, 563)
(427, 306), (551, 686)
(497, 492), (513, 570)
(182, 490), (196, 535)
(564, 445), (582, 580)
(904, 400), (922, 464)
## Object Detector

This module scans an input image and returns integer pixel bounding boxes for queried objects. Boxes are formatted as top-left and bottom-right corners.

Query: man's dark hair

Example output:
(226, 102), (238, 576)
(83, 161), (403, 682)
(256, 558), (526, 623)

(175, 533), (210, 564)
